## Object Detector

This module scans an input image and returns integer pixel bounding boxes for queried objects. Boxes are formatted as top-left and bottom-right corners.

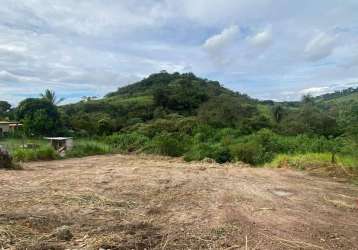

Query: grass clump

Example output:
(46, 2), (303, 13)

(268, 153), (358, 170)
(183, 143), (231, 163)
(267, 153), (331, 170)
(12, 145), (59, 162)
(229, 142), (266, 165)
(105, 132), (149, 152)
(144, 132), (186, 157)
(66, 140), (112, 158)
(267, 153), (358, 181)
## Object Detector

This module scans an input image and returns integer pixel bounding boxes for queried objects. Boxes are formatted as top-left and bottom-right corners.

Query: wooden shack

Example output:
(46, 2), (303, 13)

(44, 137), (73, 152)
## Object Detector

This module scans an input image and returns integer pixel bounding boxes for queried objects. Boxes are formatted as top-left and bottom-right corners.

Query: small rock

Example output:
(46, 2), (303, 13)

(201, 157), (216, 164)
(54, 225), (73, 241)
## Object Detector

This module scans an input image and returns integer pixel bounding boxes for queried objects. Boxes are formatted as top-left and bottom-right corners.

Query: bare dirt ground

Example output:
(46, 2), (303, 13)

(0, 154), (358, 250)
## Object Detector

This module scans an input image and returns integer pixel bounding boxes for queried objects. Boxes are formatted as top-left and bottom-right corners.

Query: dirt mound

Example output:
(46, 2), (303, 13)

(0, 154), (357, 249)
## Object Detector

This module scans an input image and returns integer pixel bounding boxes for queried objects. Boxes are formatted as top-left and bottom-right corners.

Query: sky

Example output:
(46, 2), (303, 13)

(1, 0), (358, 105)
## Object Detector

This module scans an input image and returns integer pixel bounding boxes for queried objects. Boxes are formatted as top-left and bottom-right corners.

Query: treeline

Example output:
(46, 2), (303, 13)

(315, 86), (358, 101)
(0, 90), (66, 136)
(0, 72), (357, 168)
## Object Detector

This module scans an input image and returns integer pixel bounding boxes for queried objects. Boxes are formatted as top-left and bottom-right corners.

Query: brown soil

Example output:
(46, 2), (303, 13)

(0, 154), (357, 249)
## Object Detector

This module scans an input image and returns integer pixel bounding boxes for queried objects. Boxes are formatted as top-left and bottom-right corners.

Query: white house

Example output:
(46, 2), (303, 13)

(0, 121), (22, 136)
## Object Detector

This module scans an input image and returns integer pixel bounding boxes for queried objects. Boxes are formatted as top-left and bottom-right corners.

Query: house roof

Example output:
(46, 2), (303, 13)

(44, 137), (73, 141)
(0, 121), (21, 125)
(9, 124), (23, 127)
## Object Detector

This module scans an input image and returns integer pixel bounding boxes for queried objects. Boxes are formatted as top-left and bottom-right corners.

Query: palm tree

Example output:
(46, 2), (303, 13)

(302, 94), (314, 104)
(40, 89), (64, 105)
(272, 104), (284, 123)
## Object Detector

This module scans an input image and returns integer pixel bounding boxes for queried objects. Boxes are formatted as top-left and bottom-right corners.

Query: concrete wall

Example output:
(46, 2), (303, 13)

(0, 124), (10, 135)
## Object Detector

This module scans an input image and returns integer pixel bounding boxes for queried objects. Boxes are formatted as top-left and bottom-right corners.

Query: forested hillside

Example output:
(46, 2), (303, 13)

(0, 72), (357, 174)
(315, 86), (358, 103)
(59, 72), (356, 139)
(61, 72), (258, 135)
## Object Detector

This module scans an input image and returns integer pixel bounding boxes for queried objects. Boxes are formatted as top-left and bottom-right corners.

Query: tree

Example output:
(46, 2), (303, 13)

(302, 94), (314, 104)
(280, 100), (339, 137)
(272, 105), (284, 123)
(98, 118), (115, 135)
(0, 101), (11, 119)
(40, 89), (64, 105)
(341, 103), (358, 142)
(153, 79), (208, 115)
(198, 95), (257, 129)
(81, 96), (97, 102)
(16, 98), (62, 136)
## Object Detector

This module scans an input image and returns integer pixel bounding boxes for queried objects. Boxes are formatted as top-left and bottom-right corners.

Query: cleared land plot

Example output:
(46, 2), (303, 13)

(0, 154), (357, 249)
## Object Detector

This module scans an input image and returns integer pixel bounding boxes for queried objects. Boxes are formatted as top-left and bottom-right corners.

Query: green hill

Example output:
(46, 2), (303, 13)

(315, 86), (358, 104)
(107, 72), (237, 98)
(59, 72), (357, 147)
(4, 71), (357, 168)
(61, 72), (262, 134)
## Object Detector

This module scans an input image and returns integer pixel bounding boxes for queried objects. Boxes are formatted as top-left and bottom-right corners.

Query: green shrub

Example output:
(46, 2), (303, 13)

(267, 153), (358, 171)
(13, 145), (59, 162)
(184, 142), (232, 163)
(134, 118), (179, 138)
(210, 146), (232, 163)
(177, 117), (199, 135)
(230, 142), (262, 165)
(106, 132), (149, 152)
(66, 141), (112, 158)
(183, 143), (213, 162)
(144, 133), (186, 157)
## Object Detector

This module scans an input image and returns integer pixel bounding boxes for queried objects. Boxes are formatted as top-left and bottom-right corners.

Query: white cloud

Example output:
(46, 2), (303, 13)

(202, 25), (240, 65)
(299, 86), (330, 96)
(0, 1), (358, 103)
(249, 27), (273, 49)
(0, 70), (39, 83)
(203, 25), (239, 52)
(304, 32), (336, 61)
(0, 43), (27, 53)
(297, 79), (358, 98)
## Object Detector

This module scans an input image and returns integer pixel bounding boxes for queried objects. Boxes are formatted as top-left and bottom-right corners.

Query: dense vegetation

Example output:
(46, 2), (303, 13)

(0, 72), (357, 176)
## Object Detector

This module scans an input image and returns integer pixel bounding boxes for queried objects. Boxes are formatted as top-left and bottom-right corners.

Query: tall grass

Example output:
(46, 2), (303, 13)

(65, 140), (113, 158)
(12, 145), (59, 162)
(0, 138), (47, 153)
(1, 138), (115, 162)
(267, 153), (358, 171)
(266, 153), (358, 183)
(105, 132), (149, 152)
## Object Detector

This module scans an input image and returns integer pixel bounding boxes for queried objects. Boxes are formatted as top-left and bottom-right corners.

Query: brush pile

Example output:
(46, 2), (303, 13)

(0, 146), (13, 169)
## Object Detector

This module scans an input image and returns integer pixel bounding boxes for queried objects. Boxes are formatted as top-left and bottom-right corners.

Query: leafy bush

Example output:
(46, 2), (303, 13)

(198, 95), (258, 128)
(131, 118), (179, 138)
(267, 153), (358, 172)
(183, 143), (212, 162)
(13, 145), (59, 162)
(144, 133), (186, 157)
(105, 132), (149, 152)
(66, 141), (112, 158)
(210, 146), (232, 163)
(230, 142), (267, 165)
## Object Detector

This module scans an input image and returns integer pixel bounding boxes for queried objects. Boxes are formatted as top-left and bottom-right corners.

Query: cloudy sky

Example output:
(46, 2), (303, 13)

(1, 0), (358, 104)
